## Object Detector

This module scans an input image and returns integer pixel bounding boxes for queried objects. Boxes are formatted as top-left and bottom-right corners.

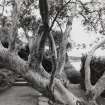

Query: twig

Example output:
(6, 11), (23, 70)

(50, 16), (63, 34)
(49, 0), (72, 31)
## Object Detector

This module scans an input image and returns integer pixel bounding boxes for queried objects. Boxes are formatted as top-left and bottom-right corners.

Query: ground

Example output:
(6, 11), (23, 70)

(0, 85), (105, 105)
(0, 86), (49, 105)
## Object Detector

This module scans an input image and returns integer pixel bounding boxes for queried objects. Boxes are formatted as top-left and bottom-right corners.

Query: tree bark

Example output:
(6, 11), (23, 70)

(85, 38), (105, 102)
(56, 16), (73, 76)
(0, 46), (87, 105)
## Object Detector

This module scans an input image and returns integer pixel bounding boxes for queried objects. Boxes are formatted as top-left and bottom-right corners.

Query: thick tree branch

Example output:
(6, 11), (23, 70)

(85, 53), (93, 91)
(85, 38), (105, 100)
(8, 0), (18, 52)
(56, 16), (73, 76)
(90, 39), (105, 99)
(49, 0), (72, 31)
(29, 0), (57, 89)
(0, 46), (86, 105)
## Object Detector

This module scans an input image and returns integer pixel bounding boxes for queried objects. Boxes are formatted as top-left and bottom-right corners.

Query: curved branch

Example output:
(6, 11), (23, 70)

(50, 16), (63, 34)
(55, 20), (63, 34)
(33, 26), (57, 88)
(56, 17), (73, 75)
(0, 47), (85, 105)
(48, 32), (57, 88)
(49, 0), (72, 31)
(85, 38), (105, 99)
(29, 0), (57, 89)
(28, 36), (50, 79)
(9, 0), (18, 52)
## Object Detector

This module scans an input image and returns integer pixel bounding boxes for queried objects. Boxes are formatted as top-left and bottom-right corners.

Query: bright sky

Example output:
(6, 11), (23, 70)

(72, 18), (93, 44)
(71, 17), (102, 44)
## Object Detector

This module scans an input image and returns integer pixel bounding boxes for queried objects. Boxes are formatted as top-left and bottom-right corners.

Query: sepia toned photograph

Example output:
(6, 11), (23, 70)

(0, 0), (105, 105)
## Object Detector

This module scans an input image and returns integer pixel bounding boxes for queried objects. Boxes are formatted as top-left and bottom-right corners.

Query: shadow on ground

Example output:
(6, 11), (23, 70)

(0, 85), (105, 105)
(0, 86), (49, 105)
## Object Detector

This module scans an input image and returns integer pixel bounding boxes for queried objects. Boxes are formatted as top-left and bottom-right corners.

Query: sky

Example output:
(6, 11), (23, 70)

(69, 18), (105, 57)
(71, 18), (97, 44)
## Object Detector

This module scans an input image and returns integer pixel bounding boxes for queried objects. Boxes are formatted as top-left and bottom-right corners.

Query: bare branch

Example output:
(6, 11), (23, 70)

(0, 47), (87, 105)
(56, 16), (73, 76)
(28, 0), (57, 83)
(48, 32), (57, 88)
(49, 0), (72, 31)
(98, 9), (105, 34)
(50, 16), (63, 34)
(85, 53), (93, 91)
(8, 0), (18, 52)
(89, 39), (105, 99)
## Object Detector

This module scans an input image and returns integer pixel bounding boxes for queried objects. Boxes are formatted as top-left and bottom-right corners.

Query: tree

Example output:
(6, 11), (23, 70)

(0, 0), (105, 105)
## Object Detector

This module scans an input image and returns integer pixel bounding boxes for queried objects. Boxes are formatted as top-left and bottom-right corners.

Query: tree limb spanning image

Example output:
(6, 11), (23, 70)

(0, 0), (105, 105)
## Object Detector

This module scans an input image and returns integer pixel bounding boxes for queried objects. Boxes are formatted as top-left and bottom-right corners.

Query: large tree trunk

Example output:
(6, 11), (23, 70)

(0, 46), (86, 105)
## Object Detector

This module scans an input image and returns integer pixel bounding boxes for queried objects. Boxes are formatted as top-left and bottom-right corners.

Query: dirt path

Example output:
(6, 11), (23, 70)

(0, 86), (48, 105)
(0, 85), (105, 105)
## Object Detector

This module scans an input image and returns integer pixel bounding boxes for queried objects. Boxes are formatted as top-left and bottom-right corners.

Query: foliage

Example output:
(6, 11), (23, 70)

(77, 0), (105, 34)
